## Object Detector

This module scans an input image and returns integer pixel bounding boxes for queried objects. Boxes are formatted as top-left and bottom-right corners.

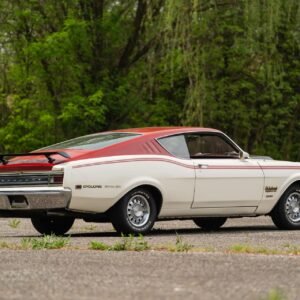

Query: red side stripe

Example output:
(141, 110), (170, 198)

(73, 158), (195, 169)
(72, 158), (300, 170)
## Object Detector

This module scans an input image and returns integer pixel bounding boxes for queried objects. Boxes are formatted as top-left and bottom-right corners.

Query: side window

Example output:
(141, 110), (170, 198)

(185, 134), (239, 158)
(158, 135), (190, 159)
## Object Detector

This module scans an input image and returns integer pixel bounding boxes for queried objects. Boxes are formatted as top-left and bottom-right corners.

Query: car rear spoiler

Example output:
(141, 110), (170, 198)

(0, 152), (71, 165)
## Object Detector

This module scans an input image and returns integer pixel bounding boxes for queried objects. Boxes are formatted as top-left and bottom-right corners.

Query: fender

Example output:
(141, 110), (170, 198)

(256, 172), (300, 214)
(277, 173), (300, 200)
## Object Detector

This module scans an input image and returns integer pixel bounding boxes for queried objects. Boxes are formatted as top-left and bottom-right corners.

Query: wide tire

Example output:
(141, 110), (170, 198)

(271, 184), (300, 230)
(193, 217), (227, 231)
(110, 188), (157, 235)
(31, 216), (74, 235)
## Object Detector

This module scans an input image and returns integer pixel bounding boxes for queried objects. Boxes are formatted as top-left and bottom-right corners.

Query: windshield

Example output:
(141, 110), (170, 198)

(42, 132), (140, 150)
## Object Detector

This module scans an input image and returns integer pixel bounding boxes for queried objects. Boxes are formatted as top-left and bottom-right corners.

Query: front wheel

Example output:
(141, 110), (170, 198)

(271, 184), (300, 230)
(31, 216), (74, 235)
(193, 217), (227, 231)
(110, 188), (157, 235)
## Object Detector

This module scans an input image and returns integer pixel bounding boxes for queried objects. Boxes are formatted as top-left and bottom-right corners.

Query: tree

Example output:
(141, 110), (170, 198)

(0, 0), (299, 160)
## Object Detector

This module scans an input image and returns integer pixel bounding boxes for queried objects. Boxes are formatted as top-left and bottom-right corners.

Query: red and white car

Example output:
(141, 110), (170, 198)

(0, 127), (300, 235)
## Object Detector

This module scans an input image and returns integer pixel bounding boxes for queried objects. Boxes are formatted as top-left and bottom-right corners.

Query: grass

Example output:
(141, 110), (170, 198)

(168, 234), (193, 252)
(262, 289), (286, 300)
(282, 243), (300, 255)
(0, 235), (70, 250)
(0, 233), (299, 255)
(89, 234), (150, 251)
(21, 235), (70, 250)
(115, 234), (150, 251)
(0, 241), (16, 249)
(8, 219), (21, 229)
(89, 241), (110, 250)
(229, 244), (278, 255)
(89, 234), (195, 252)
(228, 244), (300, 255)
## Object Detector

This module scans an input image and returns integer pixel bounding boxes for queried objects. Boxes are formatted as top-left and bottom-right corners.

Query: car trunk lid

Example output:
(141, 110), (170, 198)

(0, 149), (88, 173)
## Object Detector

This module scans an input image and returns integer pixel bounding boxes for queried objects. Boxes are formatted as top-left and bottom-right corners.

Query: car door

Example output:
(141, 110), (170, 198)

(186, 133), (265, 210)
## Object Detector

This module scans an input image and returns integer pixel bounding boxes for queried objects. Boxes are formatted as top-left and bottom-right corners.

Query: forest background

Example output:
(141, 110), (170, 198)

(0, 0), (299, 160)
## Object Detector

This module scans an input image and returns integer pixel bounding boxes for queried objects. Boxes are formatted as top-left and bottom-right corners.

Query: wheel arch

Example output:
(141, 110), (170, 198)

(137, 184), (163, 215)
(110, 184), (163, 216)
(257, 176), (300, 215)
(270, 179), (300, 213)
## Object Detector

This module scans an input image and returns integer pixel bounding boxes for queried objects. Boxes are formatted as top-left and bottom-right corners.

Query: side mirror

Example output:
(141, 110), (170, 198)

(239, 151), (250, 160)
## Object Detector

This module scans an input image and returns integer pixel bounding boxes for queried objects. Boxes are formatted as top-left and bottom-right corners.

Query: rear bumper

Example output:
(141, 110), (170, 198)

(0, 187), (71, 210)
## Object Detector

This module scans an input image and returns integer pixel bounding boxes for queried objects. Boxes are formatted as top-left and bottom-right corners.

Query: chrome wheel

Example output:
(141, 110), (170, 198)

(126, 194), (150, 227)
(111, 188), (157, 234)
(286, 192), (300, 223)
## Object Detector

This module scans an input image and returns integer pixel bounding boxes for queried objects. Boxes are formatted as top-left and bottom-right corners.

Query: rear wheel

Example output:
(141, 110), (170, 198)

(271, 184), (300, 230)
(31, 216), (74, 235)
(110, 188), (157, 235)
(193, 217), (227, 231)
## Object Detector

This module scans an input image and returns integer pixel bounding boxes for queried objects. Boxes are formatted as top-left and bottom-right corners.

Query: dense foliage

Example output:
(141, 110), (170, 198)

(0, 0), (299, 160)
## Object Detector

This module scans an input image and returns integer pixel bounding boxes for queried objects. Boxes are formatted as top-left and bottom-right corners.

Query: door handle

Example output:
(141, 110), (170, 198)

(198, 164), (209, 168)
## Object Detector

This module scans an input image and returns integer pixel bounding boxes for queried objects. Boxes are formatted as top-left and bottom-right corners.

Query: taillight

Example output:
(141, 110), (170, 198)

(49, 173), (64, 185)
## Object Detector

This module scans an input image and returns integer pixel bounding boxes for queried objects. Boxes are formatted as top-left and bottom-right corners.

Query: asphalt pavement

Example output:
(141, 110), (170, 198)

(0, 217), (299, 300)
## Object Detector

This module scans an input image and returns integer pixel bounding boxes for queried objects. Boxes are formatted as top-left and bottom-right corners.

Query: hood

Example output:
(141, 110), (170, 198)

(255, 158), (300, 168)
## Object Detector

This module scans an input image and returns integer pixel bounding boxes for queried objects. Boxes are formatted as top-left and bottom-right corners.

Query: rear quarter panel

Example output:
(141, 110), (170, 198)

(55, 155), (195, 215)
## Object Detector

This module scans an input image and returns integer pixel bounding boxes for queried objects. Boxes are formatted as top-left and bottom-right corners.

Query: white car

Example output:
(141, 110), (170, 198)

(0, 127), (299, 235)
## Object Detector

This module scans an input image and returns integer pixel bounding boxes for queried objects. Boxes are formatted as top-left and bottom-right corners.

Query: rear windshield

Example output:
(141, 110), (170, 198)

(42, 132), (140, 150)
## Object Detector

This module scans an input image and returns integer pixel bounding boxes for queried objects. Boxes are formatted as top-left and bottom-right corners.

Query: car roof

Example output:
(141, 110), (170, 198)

(112, 127), (220, 137)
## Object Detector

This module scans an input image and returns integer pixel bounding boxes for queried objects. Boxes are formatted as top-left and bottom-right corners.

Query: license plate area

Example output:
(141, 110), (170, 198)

(8, 195), (28, 208)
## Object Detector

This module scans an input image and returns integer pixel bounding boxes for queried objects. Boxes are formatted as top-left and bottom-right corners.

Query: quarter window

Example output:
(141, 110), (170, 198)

(158, 135), (190, 159)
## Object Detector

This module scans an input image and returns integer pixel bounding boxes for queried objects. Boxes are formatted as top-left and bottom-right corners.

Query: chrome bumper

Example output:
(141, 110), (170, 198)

(0, 187), (71, 210)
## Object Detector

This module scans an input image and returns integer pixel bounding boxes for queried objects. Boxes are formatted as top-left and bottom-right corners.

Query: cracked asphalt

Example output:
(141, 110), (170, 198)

(0, 216), (299, 300)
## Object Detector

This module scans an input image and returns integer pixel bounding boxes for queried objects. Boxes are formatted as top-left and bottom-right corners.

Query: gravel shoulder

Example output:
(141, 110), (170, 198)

(2, 216), (300, 251)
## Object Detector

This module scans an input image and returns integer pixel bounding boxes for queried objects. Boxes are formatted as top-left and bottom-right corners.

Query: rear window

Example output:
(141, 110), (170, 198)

(42, 132), (140, 150)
